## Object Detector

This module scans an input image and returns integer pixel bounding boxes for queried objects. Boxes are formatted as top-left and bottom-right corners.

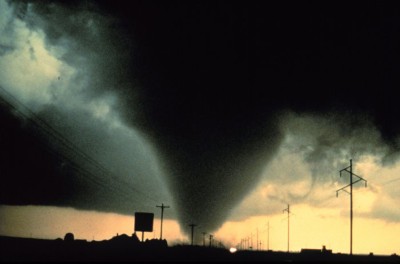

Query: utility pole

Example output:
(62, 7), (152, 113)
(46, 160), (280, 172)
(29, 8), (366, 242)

(256, 228), (259, 251)
(202, 232), (206, 246)
(189, 224), (197, 246)
(267, 221), (270, 251)
(209, 234), (213, 247)
(156, 203), (170, 240)
(283, 204), (290, 253)
(337, 159), (367, 255)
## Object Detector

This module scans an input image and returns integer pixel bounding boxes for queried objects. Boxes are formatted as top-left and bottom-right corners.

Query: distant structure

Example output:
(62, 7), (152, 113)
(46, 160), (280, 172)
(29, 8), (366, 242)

(64, 232), (74, 242)
(301, 245), (332, 255)
(337, 159), (367, 255)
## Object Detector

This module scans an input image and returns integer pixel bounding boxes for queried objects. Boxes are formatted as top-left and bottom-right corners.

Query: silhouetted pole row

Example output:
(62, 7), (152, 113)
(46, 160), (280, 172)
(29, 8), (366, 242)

(156, 203), (170, 240)
(189, 224), (196, 245)
(283, 204), (290, 253)
(337, 159), (367, 255)
(238, 225), (268, 251)
(237, 222), (274, 251)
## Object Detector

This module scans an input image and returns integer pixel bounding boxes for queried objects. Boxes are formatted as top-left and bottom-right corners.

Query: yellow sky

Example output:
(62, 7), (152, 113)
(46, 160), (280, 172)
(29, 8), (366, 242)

(216, 204), (400, 255)
(1, 200), (399, 255)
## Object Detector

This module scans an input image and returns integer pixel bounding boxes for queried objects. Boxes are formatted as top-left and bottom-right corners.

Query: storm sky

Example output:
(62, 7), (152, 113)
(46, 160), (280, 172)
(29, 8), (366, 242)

(1, 0), (400, 240)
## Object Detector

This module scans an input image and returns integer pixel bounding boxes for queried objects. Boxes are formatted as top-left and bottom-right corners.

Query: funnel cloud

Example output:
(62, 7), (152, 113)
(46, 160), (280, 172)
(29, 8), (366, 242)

(2, 1), (400, 238)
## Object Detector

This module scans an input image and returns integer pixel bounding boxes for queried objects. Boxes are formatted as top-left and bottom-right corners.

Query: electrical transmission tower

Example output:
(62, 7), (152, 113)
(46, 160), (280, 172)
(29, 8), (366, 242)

(283, 204), (291, 253)
(337, 159), (367, 255)
(156, 203), (170, 240)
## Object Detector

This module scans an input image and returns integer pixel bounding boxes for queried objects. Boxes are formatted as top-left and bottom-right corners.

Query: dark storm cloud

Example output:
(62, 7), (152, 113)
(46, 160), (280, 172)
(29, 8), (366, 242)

(281, 111), (392, 184)
(3, 0), (400, 237)
(0, 0), (172, 217)
(0, 92), (170, 214)
(16, 0), (135, 100)
(107, 2), (400, 234)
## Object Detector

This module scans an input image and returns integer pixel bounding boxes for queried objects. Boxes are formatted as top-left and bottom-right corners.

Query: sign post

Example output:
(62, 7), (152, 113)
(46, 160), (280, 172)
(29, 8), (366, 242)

(134, 212), (154, 242)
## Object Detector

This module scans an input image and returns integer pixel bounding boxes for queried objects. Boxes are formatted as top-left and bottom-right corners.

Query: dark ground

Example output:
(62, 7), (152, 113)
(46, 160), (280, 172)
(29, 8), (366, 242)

(0, 235), (398, 262)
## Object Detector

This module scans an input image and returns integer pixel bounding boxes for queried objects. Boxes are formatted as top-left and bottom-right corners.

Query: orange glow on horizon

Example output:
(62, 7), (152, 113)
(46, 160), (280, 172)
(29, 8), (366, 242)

(1, 203), (399, 255)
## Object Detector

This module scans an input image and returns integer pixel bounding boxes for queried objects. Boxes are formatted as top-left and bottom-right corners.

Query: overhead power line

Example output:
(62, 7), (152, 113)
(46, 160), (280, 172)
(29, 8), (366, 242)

(0, 85), (161, 206)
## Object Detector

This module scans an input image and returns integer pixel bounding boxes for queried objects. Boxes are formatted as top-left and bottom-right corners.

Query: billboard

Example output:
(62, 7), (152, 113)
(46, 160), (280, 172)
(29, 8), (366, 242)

(134, 212), (154, 232)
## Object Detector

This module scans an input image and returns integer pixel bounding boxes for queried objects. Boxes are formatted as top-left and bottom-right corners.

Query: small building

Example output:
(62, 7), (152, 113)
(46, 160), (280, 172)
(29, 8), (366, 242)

(301, 245), (332, 255)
